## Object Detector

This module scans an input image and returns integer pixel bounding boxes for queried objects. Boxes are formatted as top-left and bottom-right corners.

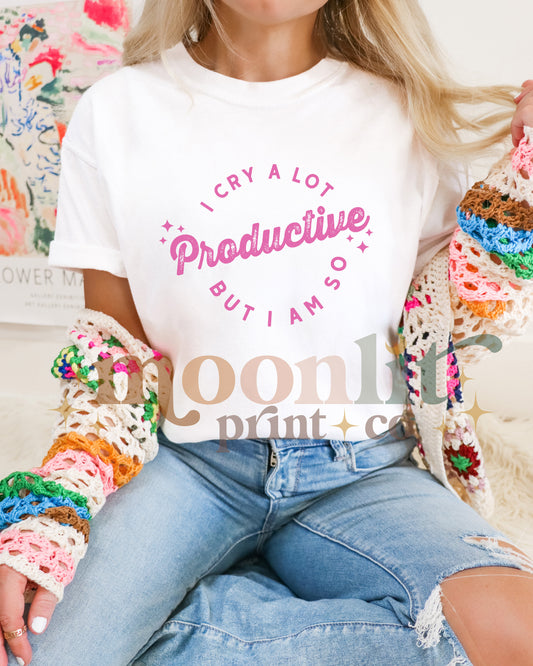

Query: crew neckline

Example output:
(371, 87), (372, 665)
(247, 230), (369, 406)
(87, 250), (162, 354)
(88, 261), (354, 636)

(162, 41), (346, 106)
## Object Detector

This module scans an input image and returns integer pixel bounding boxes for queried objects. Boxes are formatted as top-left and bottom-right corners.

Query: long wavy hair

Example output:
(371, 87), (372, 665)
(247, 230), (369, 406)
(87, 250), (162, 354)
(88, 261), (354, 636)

(122, 0), (516, 160)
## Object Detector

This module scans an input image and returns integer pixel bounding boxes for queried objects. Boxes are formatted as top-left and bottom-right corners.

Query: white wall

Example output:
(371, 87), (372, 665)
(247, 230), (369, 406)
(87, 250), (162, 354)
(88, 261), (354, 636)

(419, 0), (533, 87)
(1, 0), (533, 414)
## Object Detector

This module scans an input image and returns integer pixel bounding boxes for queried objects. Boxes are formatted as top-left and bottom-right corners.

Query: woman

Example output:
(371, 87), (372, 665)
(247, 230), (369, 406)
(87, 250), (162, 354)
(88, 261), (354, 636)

(1, 1), (533, 664)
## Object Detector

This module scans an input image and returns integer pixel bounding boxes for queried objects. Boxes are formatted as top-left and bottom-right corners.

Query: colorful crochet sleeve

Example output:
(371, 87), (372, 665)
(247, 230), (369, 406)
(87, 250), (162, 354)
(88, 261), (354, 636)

(396, 127), (533, 517)
(0, 309), (171, 602)
(449, 127), (533, 364)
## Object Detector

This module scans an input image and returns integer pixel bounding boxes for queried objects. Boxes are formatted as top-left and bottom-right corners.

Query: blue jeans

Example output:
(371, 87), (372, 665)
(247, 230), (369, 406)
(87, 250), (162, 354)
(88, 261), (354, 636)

(12, 422), (525, 665)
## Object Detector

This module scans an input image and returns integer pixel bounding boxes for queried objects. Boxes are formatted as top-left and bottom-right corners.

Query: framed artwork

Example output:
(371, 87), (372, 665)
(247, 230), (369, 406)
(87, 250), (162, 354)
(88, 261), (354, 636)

(0, 0), (129, 324)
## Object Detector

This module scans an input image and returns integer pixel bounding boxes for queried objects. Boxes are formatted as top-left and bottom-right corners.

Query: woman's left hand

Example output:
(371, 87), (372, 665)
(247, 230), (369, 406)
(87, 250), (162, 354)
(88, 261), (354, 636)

(512, 80), (533, 146)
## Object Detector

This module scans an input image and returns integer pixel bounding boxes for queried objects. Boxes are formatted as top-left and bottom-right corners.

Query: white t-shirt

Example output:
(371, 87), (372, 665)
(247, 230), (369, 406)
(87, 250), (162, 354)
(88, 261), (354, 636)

(49, 42), (464, 444)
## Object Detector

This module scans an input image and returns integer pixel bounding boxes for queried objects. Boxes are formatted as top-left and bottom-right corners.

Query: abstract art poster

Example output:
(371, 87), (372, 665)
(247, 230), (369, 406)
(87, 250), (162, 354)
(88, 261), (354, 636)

(0, 0), (129, 324)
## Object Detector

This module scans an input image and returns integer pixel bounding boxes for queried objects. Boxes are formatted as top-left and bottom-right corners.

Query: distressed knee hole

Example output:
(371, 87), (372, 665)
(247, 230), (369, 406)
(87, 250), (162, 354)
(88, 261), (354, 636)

(414, 585), (468, 664)
(414, 585), (444, 649)
(462, 536), (533, 573)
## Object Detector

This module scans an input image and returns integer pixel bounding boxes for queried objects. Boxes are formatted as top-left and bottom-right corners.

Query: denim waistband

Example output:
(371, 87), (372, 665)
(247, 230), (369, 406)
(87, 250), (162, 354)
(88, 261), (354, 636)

(264, 419), (410, 474)
(266, 419), (405, 452)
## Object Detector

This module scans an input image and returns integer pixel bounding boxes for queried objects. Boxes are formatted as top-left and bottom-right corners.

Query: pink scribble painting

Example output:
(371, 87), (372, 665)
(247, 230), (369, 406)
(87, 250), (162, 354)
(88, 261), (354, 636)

(0, 0), (129, 256)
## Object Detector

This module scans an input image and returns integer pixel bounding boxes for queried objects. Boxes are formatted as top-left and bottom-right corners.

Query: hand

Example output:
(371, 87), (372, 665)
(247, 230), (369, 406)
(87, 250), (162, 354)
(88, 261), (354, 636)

(512, 80), (533, 147)
(0, 565), (57, 666)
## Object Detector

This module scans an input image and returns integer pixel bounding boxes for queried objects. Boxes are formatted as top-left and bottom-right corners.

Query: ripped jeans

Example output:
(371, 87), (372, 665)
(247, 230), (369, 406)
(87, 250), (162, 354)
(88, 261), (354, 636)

(14, 421), (531, 666)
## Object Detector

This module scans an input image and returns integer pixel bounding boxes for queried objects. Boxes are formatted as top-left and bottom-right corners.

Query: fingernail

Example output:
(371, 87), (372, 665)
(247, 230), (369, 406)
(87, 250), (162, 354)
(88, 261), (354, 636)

(31, 616), (47, 633)
(16, 657), (25, 666)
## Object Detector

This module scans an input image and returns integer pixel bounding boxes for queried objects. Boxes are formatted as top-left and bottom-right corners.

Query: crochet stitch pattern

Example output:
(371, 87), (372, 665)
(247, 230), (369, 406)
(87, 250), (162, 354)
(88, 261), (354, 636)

(398, 127), (533, 515)
(44, 433), (144, 488)
(41, 506), (91, 543)
(33, 449), (117, 497)
(0, 472), (89, 510)
(459, 181), (533, 231)
(493, 245), (533, 279)
(0, 528), (77, 601)
(449, 227), (527, 302)
(457, 208), (533, 254)
(0, 493), (92, 530)
(449, 278), (533, 366)
(0, 310), (169, 601)
(51, 345), (101, 392)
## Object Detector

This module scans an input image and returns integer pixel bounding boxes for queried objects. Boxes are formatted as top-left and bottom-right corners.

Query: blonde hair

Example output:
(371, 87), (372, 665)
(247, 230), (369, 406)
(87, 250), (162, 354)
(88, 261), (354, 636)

(122, 0), (517, 160)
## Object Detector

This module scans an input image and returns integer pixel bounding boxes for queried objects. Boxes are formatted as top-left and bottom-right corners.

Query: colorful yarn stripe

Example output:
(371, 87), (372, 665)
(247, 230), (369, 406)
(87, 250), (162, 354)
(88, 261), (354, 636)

(0, 471), (89, 510)
(42, 506), (90, 543)
(444, 419), (482, 480)
(398, 344), (420, 401)
(70, 330), (126, 361)
(449, 228), (513, 302)
(457, 208), (533, 254)
(51, 344), (146, 390)
(493, 246), (533, 280)
(51, 345), (100, 391)
(142, 390), (160, 435)
(446, 443), (482, 478)
(32, 449), (118, 497)
(0, 527), (75, 585)
(0, 492), (91, 530)
(43, 432), (143, 488)
(39, 468), (107, 517)
(458, 182), (533, 231)
(102, 335), (124, 349)
(12, 515), (87, 562)
(512, 136), (533, 176)
(446, 337), (463, 409)
(459, 298), (507, 320)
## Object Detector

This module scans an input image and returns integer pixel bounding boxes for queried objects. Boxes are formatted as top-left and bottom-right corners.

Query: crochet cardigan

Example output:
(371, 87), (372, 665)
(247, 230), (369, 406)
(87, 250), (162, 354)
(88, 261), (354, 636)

(0, 315), (169, 601)
(398, 127), (533, 517)
(0, 129), (531, 602)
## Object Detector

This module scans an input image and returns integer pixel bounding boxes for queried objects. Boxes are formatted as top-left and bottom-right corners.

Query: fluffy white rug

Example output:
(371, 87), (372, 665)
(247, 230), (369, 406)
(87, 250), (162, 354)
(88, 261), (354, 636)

(477, 415), (533, 556)
(1, 395), (532, 557)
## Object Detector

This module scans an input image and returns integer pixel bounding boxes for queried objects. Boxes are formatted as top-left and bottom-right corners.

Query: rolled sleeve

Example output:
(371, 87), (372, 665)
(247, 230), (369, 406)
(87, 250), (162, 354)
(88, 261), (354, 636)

(48, 90), (126, 278)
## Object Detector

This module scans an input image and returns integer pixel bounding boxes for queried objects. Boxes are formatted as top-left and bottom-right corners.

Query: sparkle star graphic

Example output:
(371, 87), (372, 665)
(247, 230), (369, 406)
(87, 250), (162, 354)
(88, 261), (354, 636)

(464, 392), (491, 429)
(332, 411), (358, 440)
(159, 237), (167, 244)
(178, 225), (185, 232)
(50, 395), (76, 427)
(366, 229), (373, 236)
(357, 241), (368, 253)
(347, 235), (353, 242)
(162, 220), (173, 232)
(458, 365), (473, 389)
